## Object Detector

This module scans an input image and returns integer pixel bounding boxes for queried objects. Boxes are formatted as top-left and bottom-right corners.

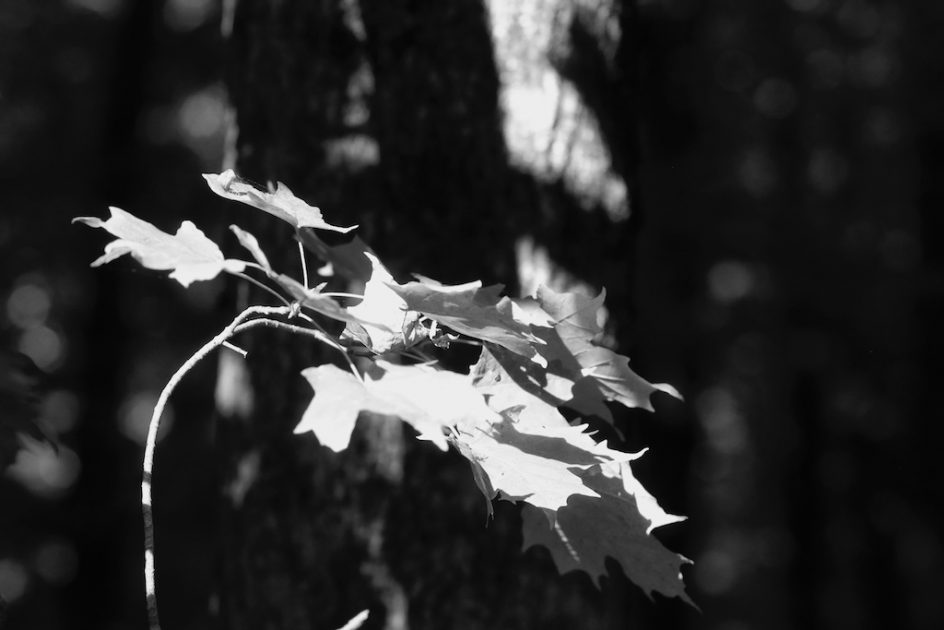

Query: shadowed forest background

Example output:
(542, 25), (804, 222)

(2, 0), (943, 629)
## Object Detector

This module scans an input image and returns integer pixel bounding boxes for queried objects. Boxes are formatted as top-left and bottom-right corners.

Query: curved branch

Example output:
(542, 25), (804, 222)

(143, 305), (291, 630)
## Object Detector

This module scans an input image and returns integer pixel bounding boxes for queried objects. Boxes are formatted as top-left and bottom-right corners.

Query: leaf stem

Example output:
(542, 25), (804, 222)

(321, 291), (365, 301)
(297, 238), (309, 289)
(232, 270), (291, 306)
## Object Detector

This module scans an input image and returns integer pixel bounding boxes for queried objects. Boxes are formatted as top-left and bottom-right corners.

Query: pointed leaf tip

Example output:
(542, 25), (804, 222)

(74, 207), (233, 287)
(521, 460), (692, 605)
(530, 285), (681, 416)
(229, 224), (272, 271)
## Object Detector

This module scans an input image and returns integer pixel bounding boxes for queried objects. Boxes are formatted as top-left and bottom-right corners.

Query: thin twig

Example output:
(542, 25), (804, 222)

(143, 305), (290, 630)
(234, 318), (362, 382)
(143, 305), (368, 630)
(222, 341), (248, 357)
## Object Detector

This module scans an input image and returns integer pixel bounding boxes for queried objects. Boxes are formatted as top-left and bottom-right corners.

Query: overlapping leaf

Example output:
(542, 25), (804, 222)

(273, 273), (366, 326)
(298, 229), (374, 283)
(296, 361), (498, 452)
(342, 253), (423, 354)
(532, 286), (680, 414)
(521, 459), (691, 604)
(452, 413), (637, 516)
(470, 344), (570, 431)
(388, 279), (540, 358)
(204, 170), (356, 233)
(73, 207), (245, 287)
(225, 225), (388, 332)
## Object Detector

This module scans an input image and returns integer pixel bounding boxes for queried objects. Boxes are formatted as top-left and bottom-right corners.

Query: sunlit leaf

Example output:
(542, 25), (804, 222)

(522, 459), (692, 604)
(229, 225), (272, 271)
(533, 286), (680, 413)
(73, 207), (245, 287)
(204, 169), (356, 233)
(342, 253), (422, 354)
(296, 361), (499, 452)
(452, 411), (638, 515)
(470, 344), (571, 431)
(388, 278), (540, 358)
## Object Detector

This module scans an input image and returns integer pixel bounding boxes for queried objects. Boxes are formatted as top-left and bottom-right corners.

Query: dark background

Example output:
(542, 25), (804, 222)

(1, 0), (942, 629)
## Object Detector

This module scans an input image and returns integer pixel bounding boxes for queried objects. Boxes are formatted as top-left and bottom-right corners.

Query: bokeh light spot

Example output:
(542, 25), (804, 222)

(65, 0), (124, 18)
(708, 261), (754, 303)
(696, 386), (747, 454)
(0, 559), (30, 603)
(40, 390), (81, 435)
(177, 87), (225, 141)
(6, 446), (81, 499)
(737, 148), (777, 197)
(851, 47), (897, 88)
(18, 325), (64, 372)
(33, 540), (79, 585)
(163, 0), (215, 32)
(694, 548), (738, 595)
(786, 0), (825, 13)
(808, 147), (848, 194)
(6, 282), (51, 329)
(118, 391), (174, 446)
(753, 78), (797, 119)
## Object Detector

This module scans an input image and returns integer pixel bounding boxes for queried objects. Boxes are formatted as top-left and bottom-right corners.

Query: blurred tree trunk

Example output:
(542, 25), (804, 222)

(213, 1), (680, 628)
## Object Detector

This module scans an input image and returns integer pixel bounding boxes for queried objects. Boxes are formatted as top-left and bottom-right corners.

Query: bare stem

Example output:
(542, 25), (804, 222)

(222, 341), (248, 357)
(143, 301), (373, 630)
(143, 305), (290, 630)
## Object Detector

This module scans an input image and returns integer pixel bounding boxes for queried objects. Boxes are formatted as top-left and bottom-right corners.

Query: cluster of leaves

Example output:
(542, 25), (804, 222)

(75, 170), (692, 604)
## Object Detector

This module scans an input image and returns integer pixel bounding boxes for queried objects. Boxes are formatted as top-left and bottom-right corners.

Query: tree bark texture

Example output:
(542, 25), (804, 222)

(214, 1), (670, 628)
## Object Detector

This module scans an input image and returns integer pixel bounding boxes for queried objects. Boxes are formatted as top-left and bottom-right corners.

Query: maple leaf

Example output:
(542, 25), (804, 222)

(388, 278), (540, 358)
(532, 286), (680, 413)
(452, 413), (638, 516)
(470, 344), (571, 431)
(268, 273), (385, 331)
(296, 361), (498, 452)
(521, 459), (692, 604)
(342, 253), (423, 354)
(203, 170), (356, 233)
(73, 207), (245, 287)
(297, 229), (374, 283)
